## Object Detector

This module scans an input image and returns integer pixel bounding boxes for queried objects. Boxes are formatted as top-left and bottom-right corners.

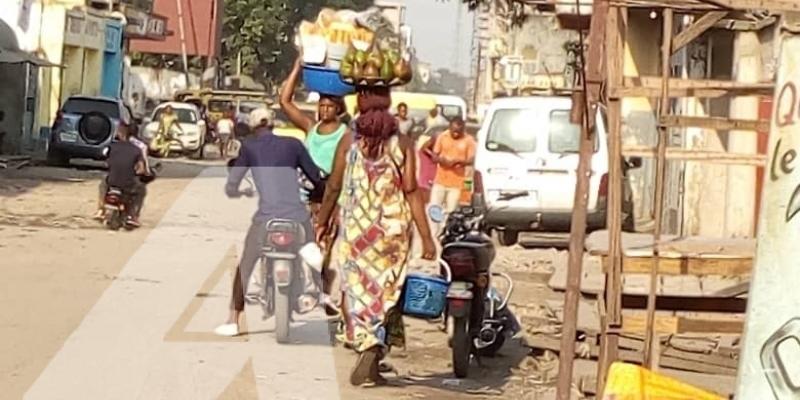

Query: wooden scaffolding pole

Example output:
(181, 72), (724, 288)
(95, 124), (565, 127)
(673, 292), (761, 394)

(643, 7), (674, 369)
(555, 0), (608, 398)
(596, 3), (625, 396)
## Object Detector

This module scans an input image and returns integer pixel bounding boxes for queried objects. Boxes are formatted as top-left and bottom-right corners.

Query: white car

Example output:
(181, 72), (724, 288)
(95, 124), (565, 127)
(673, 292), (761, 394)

(434, 94), (468, 121)
(140, 102), (207, 158)
(474, 95), (640, 246)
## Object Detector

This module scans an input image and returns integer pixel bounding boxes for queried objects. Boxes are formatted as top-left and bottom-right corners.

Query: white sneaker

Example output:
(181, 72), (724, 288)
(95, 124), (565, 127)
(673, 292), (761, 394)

(214, 323), (239, 337)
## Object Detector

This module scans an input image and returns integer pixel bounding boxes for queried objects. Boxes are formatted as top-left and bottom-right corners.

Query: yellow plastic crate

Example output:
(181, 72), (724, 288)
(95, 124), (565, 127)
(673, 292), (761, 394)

(602, 362), (725, 400)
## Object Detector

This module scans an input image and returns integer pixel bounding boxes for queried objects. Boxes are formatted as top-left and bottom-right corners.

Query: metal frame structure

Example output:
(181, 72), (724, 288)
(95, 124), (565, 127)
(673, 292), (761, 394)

(555, 0), (798, 399)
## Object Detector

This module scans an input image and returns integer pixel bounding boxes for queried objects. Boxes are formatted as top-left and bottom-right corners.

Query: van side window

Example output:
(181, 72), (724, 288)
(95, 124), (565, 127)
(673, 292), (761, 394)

(548, 110), (599, 153)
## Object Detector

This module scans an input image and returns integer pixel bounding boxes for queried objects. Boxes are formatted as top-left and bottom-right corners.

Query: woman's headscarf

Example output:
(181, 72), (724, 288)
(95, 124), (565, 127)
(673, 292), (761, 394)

(354, 86), (397, 159)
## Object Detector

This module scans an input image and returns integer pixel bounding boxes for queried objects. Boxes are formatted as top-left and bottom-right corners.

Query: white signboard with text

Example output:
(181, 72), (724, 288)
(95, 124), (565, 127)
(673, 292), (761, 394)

(736, 27), (800, 399)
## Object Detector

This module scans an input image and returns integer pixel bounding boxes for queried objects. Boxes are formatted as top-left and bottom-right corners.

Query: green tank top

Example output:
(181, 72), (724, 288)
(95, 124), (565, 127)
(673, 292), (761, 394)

(306, 123), (347, 174)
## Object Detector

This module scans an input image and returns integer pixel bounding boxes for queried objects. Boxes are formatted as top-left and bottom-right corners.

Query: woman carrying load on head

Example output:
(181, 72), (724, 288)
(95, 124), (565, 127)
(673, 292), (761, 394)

(280, 56), (351, 310)
(315, 85), (437, 386)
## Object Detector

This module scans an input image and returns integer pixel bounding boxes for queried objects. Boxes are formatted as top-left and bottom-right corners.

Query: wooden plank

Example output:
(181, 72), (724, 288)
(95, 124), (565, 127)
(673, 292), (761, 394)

(527, 335), (739, 376)
(602, 255), (685, 274)
(610, 76), (774, 98)
(623, 314), (743, 335)
(600, 255), (752, 276)
(687, 257), (752, 275)
(712, 281), (750, 297)
(622, 145), (766, 166)
(706, 0), (800, 11)
(672, 11), (728, 54)
(621, 295), (748, 313)
(660, 115), (770, 132)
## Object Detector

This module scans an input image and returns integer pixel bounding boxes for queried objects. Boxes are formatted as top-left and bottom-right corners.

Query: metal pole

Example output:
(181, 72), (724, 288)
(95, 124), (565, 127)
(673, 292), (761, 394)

(643, 7), (674, 369)
(473, 44), (482, 115)
(175, 0), (191, 88)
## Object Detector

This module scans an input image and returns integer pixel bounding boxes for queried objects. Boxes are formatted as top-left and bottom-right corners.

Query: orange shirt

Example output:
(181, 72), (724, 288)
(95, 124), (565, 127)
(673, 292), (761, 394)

(433, 131), (476, 189)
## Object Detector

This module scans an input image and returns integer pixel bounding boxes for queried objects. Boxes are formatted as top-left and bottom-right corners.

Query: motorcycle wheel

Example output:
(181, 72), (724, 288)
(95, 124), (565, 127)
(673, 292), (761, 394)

(107, 210), (122, 231)
(452, 311), (472, 378)
(273, 260), (292, 344)
(477, 334), (506, 357)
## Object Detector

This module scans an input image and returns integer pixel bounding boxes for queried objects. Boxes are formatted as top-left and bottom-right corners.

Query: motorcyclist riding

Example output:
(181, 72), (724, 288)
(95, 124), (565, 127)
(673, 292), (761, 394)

(97, 121), (150, 227)
(215, 107), (325, 337)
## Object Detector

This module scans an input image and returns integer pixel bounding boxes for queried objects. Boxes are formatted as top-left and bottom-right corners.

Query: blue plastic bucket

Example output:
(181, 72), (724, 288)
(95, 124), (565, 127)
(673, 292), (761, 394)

(302, 65), (355, 97)
(402, 273), (450, 319)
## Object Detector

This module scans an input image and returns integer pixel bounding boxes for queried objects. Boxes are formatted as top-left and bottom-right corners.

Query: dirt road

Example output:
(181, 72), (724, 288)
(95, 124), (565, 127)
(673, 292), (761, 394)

(0, 161), (557, 400)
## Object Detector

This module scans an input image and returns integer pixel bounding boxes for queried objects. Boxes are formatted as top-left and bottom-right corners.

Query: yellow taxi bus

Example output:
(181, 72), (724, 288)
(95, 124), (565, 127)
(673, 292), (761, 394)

(173, 89), (273, 125)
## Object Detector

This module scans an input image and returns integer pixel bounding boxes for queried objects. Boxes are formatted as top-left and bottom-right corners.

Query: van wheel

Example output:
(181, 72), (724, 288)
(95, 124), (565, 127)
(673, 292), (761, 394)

(497, 230), (519, 247)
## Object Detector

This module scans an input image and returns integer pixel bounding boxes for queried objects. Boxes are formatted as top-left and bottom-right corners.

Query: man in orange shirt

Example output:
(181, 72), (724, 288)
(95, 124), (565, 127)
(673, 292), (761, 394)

(424, 117), (476, 234)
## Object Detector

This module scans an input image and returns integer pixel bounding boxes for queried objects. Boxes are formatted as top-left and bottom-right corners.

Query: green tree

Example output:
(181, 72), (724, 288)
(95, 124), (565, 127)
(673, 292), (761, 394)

(222, 0), (372, 91)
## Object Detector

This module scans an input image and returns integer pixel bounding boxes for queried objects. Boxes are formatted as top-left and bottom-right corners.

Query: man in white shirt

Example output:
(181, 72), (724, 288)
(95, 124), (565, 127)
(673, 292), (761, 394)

(216, 110), (235, 158)
(425, 106), (449, 132)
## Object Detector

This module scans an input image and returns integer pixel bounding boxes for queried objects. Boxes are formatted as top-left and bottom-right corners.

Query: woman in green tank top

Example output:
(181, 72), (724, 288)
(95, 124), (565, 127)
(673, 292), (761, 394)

(279, 58), (350, 174)
(279, 57), (350, 313)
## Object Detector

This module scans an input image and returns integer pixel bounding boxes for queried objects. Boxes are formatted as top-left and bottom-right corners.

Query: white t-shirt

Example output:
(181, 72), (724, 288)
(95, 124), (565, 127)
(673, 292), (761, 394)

(217, 118), (234, 134)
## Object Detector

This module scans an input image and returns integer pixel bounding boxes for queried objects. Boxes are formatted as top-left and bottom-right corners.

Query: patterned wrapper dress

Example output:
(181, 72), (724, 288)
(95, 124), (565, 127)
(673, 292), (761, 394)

(336, 135), (411, 353)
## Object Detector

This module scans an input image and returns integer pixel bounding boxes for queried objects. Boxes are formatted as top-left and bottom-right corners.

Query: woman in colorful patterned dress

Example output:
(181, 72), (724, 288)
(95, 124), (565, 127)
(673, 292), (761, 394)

(315, 86), (437, 386)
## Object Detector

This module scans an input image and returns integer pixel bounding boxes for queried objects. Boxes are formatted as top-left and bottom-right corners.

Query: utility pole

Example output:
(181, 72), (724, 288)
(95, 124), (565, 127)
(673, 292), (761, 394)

(175, 0), (191, 88)
(473, 44), (481, 115)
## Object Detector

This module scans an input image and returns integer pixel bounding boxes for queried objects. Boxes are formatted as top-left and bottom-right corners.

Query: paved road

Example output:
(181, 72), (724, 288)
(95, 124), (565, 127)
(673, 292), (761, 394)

(2, 162), (541, 400)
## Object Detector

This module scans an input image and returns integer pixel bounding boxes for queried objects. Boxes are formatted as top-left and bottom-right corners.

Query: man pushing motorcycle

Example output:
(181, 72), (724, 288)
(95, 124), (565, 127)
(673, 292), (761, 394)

(215, 108), (326, 337)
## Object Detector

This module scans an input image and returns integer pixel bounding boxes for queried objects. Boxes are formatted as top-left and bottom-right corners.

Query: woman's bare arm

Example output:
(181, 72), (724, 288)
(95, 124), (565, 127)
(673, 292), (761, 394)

(398, 135), (434, 244)
(279, 58), (315, 134)
(317, 133), (353, 229)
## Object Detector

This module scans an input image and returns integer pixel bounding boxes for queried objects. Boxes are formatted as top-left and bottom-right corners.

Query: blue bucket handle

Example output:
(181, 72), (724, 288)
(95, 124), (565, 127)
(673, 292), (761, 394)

(437, 258), (452, 283)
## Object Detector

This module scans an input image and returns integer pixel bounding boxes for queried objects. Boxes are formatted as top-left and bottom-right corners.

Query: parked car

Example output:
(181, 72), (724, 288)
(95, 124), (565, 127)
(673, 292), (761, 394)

(140, 102), (207, 159)
(474, 95), (640, 246)
(47, 96), (132, 166)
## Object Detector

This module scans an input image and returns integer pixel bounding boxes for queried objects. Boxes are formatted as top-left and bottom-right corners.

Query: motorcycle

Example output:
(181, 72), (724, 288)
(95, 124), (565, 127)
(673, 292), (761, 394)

(228, 159), (323, 344)
(103, 187), (134, 231)
(258, 219), (320, 344)
(428, 194), (522, 378)
(103, 163), (162, 231)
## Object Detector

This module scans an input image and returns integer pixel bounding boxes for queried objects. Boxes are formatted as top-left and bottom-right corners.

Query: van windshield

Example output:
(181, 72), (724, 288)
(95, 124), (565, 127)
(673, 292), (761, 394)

(485, 108), (538, 153)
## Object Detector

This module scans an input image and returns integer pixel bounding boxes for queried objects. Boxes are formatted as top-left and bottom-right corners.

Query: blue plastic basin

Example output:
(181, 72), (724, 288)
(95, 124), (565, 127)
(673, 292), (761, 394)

(302, 65), (355, 97)
(402, 273), (449, 319)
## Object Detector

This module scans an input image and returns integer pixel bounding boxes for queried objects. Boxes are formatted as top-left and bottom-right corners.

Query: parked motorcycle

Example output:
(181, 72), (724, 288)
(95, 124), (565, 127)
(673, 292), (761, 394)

(429, 194), (522, 378)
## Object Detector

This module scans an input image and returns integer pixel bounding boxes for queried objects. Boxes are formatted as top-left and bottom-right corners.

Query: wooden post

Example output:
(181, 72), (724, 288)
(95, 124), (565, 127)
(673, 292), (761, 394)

(597, 3), (624, 395)
(556, 1), (608, 398)
(643, 7), (674, 370)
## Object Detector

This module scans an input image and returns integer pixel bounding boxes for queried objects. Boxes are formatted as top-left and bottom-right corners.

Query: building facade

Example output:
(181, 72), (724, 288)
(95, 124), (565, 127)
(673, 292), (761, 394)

(101, 18), (123, 97)
(61, 9), (106, 101)
(0, 0), (53, 155)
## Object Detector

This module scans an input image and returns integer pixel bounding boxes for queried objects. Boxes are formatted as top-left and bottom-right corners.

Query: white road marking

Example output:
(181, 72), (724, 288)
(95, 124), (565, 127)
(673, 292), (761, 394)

(25, 168), (341, 400)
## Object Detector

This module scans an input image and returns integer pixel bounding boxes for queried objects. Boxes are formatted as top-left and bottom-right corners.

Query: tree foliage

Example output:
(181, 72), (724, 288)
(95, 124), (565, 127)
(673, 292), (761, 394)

(222, 0), (372, 91)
